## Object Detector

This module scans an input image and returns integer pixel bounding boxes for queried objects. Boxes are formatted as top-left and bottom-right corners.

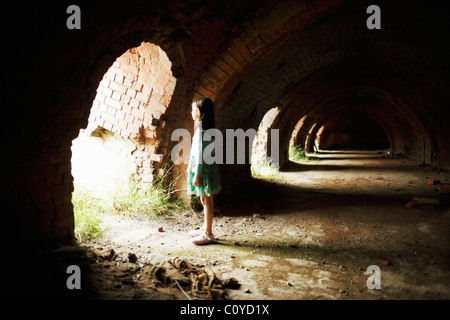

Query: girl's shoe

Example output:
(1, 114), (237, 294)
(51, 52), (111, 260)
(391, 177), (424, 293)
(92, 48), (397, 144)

(189, 228), (204, 237)
(191, 232), (215, 245)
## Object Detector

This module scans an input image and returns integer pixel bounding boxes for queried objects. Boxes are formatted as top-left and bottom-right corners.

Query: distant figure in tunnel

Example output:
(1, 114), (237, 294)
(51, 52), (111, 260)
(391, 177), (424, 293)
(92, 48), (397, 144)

(187, 97), (221, 245)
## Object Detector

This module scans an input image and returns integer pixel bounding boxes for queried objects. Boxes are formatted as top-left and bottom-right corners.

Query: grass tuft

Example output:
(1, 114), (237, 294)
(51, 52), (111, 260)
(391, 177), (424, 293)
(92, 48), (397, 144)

(289, 145), (316, 162)
(251, 161), (280, 180)
(72, 184), (104, 242)
(72, 166), (185, 241)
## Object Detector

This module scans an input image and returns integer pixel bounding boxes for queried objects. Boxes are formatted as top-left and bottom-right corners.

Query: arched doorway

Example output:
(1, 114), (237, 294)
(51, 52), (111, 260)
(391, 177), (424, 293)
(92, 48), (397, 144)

(71, 42), (177, 240)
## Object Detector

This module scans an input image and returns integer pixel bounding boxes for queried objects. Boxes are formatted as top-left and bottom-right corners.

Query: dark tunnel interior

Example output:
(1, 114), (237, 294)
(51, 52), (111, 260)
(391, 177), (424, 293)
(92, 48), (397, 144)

(1, 0), (450, 302)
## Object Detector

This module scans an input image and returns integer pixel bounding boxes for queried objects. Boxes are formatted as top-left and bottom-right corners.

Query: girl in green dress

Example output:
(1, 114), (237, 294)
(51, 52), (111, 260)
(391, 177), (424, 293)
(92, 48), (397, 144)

(187, 97), (221, 245)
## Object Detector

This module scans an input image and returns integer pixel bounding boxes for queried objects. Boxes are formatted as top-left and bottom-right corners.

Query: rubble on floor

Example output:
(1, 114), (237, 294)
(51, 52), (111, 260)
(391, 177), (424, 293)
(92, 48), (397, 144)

(84, 245), (235, 300)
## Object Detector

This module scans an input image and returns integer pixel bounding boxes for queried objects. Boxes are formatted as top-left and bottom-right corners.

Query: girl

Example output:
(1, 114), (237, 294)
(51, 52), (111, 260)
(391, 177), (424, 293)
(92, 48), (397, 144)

(187, 97), (221, 245)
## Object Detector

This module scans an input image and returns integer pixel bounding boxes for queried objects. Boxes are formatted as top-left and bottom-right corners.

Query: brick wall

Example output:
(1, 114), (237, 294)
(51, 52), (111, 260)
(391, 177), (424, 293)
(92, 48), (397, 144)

(3, 0), (450, 250)
(77, 42), (176, 186)
(290, 115), (307, 146)
(252, 107), (280, 165)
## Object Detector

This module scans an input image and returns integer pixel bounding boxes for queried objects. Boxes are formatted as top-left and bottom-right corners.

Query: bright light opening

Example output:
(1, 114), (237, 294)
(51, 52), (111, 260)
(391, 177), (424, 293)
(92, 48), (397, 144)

(71, 42), (176, 241)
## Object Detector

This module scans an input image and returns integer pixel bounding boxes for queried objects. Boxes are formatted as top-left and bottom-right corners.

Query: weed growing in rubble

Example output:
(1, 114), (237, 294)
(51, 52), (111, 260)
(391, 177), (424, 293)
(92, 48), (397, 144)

(289, 145), (316, 162)
(72, 165), (185, 241)
(72, 184), (104, 241)
(251, 161), (280, 181)
(109, 172), (185, 217)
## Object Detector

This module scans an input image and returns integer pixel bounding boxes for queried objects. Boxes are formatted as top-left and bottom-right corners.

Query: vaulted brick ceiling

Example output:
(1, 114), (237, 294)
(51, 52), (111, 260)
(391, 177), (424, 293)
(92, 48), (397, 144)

(206, 0), (449, 164)
(2, 0), (450, 245)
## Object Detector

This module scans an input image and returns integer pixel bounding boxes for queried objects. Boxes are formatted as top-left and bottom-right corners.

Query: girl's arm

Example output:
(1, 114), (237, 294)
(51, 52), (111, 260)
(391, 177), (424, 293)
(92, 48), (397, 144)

(192, 125), (202, 187)
(193, 125), (204, 174)
(193, 173), (200, 186)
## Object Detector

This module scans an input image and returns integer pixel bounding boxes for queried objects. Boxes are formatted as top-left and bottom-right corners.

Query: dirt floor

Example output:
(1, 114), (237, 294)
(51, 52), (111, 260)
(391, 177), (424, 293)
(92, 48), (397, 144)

(79, 151), (450, 300)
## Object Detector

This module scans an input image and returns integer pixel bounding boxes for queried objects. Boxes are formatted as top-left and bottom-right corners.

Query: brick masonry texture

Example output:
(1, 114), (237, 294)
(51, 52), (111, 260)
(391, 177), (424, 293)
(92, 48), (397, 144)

(2, 0), (450, 246)
(80, 42), (176, 184)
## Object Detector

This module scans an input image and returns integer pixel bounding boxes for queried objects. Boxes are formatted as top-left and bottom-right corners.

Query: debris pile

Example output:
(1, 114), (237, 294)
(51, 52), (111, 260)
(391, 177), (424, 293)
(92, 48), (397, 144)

(85, 246), (237, 300)
(149, 256), (226, 299)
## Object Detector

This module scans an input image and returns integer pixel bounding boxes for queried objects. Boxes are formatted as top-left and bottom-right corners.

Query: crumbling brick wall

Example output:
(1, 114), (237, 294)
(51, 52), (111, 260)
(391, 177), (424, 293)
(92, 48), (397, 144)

(77, 42), (176, 186)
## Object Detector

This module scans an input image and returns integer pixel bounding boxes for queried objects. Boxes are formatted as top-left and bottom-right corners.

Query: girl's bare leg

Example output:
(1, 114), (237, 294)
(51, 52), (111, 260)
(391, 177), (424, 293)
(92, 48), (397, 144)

(201, 195), (214, 236)
(200, 197), (206, 230)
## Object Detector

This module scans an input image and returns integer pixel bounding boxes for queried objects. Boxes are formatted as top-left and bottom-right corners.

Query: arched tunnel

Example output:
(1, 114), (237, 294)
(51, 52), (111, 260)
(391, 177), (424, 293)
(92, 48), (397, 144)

(2, 0), (450, 301)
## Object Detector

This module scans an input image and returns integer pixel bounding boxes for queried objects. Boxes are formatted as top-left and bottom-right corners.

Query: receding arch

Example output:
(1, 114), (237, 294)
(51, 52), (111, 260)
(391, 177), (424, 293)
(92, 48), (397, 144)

(251, 107), (281, 166)
(317, 112), (390, 151)
(290, 115), (307, 147)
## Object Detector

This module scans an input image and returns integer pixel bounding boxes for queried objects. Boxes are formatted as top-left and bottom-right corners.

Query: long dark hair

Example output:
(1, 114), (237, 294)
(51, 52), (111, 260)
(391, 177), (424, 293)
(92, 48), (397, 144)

(193, 97), (215, 131)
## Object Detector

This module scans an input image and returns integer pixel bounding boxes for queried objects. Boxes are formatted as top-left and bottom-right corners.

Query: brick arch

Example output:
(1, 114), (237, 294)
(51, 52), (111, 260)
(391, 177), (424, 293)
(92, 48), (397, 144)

(192, 2), (358, 180)
(72, 42), (177, 194)
(4, 6), (202, 245)
(193, 0), (342, 110)
(13, 0), (287, 244)
(316, 112), (390, 151)
(298, 95), (397, 154)
(194, 3), (378, 175)
(194, 0), (449, 176)
(261, 54), (444, 170)
(67, 32), (192, 236)
(304, 108), (391, 153)
(251, 107), (281, 165)
(279, 89), (432, 169)
(292, 87), (408, 157)
(290, 115), (307, 147)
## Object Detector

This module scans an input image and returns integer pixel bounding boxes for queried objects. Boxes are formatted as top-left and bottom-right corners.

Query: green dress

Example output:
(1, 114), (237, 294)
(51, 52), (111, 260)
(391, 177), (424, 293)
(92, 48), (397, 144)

(187, 126), (221, 197)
